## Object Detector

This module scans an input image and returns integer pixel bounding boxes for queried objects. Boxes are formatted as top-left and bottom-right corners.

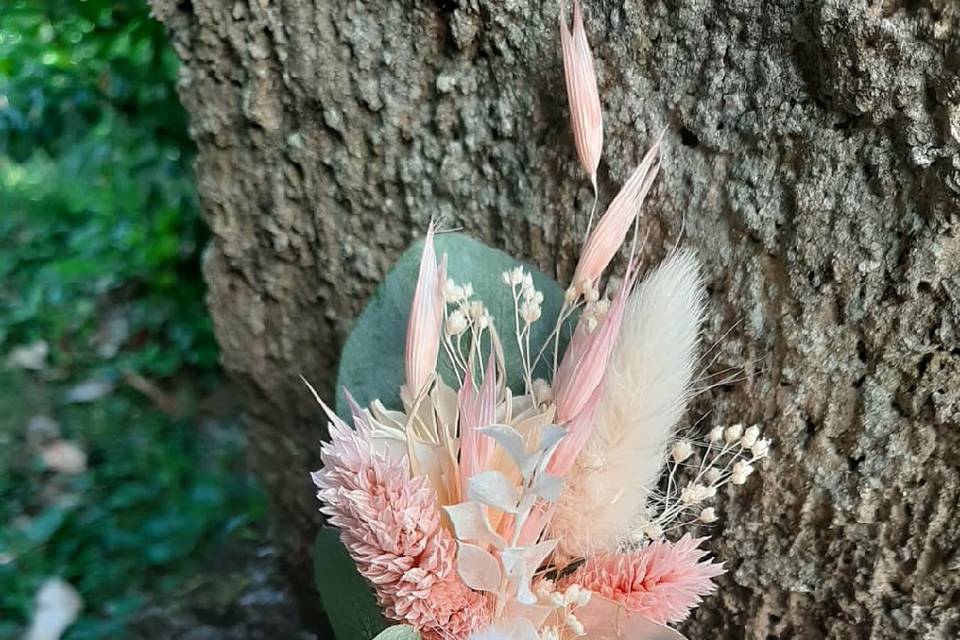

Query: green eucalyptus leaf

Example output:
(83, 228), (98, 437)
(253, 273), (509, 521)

(372, 625), (422, 640)
(314, 527), (387, 639)
(336, 232), (568, 414)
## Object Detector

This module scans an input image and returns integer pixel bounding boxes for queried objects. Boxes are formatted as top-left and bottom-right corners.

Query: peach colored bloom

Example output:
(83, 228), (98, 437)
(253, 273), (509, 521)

(561, 0), (603, 190)
(572, 139), (662, 294)
(405, 224), (447, 398)
(562, 535), (724, 625)
(312, 395), (489, 638)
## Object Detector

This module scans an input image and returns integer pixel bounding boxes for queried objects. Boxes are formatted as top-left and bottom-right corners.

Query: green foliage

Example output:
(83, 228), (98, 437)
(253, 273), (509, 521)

(0, 374), (267, 638)
(0, 0), (214, 377)
(313, 528), (388, 639)
(373, 625), (421, 640)
(336, 233), (569, 414)
(0, 1), (266, 637)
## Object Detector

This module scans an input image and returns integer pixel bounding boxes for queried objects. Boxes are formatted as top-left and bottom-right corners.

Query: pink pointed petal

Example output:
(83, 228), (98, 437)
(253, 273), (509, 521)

(547, 382), (603, 476)
(561, 0), (602, 188)
(457, 353), (497, 501)
(404, 224), (444, 396)
(554, 261), (639, 424)
(572, 139), (662, 293)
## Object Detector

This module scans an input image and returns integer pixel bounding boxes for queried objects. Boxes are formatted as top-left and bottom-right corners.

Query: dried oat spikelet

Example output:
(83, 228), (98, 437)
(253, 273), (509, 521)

(561, 0), (603, 190)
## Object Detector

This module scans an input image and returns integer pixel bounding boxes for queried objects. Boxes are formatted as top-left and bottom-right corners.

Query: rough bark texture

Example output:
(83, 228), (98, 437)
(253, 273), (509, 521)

(150, 0), (960, 637)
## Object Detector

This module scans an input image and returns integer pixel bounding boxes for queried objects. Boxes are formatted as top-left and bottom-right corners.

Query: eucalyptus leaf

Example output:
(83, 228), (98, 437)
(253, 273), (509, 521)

(373, 625), (422, 640)
(314, 527), (387, 639)
(336, 233), (569, 415)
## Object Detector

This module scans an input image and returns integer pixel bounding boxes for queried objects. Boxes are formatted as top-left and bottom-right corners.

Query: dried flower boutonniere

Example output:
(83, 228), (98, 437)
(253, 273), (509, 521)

(308, 2), (769, 639)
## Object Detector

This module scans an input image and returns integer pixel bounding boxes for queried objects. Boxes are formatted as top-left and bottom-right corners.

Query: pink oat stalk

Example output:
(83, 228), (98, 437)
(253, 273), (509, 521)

(311, 393), (489, 639)
(561, 0), (603, 191)
(563, 534), (725, 625)
(572, 138), (662, 295)
(552, 259), (639, 426)
(405, 223), (447, 398)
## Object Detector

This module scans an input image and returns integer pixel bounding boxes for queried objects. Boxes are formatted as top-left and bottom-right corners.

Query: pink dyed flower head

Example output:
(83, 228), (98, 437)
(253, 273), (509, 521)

(311, 390), (489, 638)
(561, 0), (603, 190)
(562, 534), (725, 625)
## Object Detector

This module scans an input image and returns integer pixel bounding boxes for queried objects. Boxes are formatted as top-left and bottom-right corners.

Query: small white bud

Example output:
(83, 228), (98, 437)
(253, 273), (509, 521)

(671, 439), (694, 463)
(564, 613), (585, 636)
(445, 311), (468, 336)
(462, 283), (474, 299)
(564, 584), (581, 605)
(584, 286), (600, 303)
(681, 482), (711, 505)
(523, 285), (536, 301)
(731, 461), (754, 485)
(564, 286), (578, 304)
(510, 266), (525, 285)
(708, 426), (724, 443)
(521, 301), (542, 324)
(585, 316), (599, 332)
(532, 378), (554, 404)
(477, 314), (490, 330)
(534, 291), (544, 304)
(641, 523), (663, 540)
(699, 507), (718, 523)
(742, 424), (761, 448)
(576, 589), (591, 607)
(704, 468), (722, 485)
(502, 271), (512, 285)
(751, 437), (770, 458)
(523, 273), (534, 288)
(724, 422), (744, 444)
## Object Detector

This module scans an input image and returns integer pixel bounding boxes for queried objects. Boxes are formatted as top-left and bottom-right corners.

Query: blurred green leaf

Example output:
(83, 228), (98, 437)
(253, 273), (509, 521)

(373, 626), (421, 640)
(314, 527), (387, 640)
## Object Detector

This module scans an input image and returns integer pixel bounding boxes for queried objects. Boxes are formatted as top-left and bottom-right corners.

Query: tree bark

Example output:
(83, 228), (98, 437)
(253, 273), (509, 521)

(150, 0), (960, 637)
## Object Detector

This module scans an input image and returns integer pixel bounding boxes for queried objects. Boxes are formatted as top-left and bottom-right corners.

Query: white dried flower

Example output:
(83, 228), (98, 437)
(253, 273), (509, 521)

(699, 507), (717, 523)
(708, 425), (724, 443)
(724, 422), (744, 444)
(564, 584), (582, 605)
(502, 271), (512, 285)
(575, 588), (591, 607)
(731, 461), (754, 485)
(443, 279), (463, 303)
(704, 467), (722, 485)
(510, 266), (525, 285)
(751, 437), (771, 458)
(641, 522), (663, 540)
(445, 310), (468, 336)
(564, 613), (585, 636)
(671, 439), (694, 463)
(521, 301), (542, 324)
(742, 424), (761, 448)
(680, 482), (712, 505)
(532, 378), (554, 404)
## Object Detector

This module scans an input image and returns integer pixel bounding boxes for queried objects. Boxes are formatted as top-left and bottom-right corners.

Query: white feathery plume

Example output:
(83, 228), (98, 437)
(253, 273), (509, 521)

(549, 250), (706, 557)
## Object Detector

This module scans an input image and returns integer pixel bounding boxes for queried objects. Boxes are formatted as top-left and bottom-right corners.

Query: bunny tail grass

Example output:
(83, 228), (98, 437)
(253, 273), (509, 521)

(549, 250), (706, 557)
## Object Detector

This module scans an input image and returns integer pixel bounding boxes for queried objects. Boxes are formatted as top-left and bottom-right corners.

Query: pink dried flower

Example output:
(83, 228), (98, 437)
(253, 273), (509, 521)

(572, 139), (662, 294)
(561, 0), (603, 190)
(552, 260), (638, 425)
(405, 223), (447, 398)
(563, 534), (724, 625)
(311, 394), (489, 638)
(457, 353), (497, 502)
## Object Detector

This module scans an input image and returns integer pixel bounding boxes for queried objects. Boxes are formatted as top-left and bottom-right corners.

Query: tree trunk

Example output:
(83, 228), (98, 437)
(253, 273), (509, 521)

(150, 0), (959, 636)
